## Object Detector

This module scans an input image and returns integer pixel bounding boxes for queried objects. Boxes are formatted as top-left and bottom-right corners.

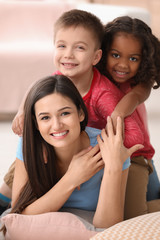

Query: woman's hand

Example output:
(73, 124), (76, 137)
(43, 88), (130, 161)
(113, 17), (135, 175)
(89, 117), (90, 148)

(67, 145), (104, 188)
(93, 116), (143, 228)
(111, 110), (124, 137)
(97, 116), (143, 171)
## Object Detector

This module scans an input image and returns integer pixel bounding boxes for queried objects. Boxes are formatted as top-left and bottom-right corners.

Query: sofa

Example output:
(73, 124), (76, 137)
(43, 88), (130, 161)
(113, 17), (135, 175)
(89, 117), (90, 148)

(0, 0), (151, 114)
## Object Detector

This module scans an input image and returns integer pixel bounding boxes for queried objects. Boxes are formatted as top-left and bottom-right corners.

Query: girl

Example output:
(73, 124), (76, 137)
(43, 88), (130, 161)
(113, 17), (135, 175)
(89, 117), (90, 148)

(1, 75), (141, 236)
(97, 16), (160, 219)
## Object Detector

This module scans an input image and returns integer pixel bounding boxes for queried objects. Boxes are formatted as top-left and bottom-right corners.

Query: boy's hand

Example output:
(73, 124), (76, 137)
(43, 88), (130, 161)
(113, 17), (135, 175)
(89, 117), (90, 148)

(12, 111), (24, 136)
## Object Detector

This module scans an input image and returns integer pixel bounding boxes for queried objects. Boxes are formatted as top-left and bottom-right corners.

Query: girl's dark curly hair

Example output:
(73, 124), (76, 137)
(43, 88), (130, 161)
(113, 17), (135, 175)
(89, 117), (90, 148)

(97, 16), (160, 89)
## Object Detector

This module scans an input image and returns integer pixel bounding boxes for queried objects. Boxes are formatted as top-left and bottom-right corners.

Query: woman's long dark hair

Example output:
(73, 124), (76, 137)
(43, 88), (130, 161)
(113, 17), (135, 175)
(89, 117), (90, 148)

(11, 75), (88, 214)
(97, 16), (160, 89)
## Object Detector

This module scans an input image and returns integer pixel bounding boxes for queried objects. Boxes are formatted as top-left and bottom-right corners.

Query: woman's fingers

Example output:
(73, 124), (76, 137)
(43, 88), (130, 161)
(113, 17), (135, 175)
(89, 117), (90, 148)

(128, 144), (144, 156)
(105, 116), (114, 136)
(75, 146), (93, 157)
(72, 144), (101, 169)
(83, 144), (100, 160)
(115, 116), (123, 139)
(76, 144), (100, 158)
(104, 116), (123, 140)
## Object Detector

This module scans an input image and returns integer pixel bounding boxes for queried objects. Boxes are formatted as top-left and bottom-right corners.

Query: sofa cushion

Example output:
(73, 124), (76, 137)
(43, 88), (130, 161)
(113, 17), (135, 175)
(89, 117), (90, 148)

(1, 212), (96, 240)
(90, 211), (160, 240)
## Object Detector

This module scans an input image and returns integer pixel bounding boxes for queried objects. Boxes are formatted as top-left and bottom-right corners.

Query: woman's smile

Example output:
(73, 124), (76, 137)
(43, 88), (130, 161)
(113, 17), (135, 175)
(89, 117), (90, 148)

(50, 130), (69, 138)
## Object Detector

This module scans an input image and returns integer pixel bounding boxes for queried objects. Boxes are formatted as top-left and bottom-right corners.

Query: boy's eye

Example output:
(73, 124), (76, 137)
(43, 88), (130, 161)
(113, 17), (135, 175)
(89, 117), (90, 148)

(57, 44), (65, 48)
(76, 45), (85, 50)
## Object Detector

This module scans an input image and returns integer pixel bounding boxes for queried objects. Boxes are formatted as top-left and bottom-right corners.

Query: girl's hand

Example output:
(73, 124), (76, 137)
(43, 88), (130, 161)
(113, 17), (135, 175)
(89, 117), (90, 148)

(97, 116), (143, 171)
(67, 144), (104, 188)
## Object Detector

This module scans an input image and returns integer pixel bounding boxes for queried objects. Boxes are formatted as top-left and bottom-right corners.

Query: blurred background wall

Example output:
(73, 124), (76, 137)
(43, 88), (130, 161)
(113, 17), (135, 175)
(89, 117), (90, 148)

(86, 0), (160, 39)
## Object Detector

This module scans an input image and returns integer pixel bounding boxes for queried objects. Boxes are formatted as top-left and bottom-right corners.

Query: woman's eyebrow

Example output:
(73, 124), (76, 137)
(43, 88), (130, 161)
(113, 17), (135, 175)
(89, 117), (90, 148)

(58, 106), (72, 112)
(38, 106), (72, 116)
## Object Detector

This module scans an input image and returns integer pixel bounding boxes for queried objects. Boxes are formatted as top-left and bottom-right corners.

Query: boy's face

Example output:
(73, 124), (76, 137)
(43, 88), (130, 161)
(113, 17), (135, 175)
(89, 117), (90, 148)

(106, 32), (142, 84)
(54, 26), (102, 80)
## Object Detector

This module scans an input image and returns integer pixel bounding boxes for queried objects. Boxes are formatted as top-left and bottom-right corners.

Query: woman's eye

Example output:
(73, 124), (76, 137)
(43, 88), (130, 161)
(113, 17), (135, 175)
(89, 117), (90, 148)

(41, 116), (49, 120)
(61, 112), (70, 116)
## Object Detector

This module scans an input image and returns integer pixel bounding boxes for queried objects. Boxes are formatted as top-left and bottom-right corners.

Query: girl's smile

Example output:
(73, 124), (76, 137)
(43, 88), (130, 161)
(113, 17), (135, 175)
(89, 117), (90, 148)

(106, 32), (142, 84)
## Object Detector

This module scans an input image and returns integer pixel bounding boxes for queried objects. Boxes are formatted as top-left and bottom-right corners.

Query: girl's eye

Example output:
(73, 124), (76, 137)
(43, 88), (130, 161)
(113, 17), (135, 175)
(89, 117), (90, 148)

(130, 57), (138, 62)
(112, 53), (120, 59)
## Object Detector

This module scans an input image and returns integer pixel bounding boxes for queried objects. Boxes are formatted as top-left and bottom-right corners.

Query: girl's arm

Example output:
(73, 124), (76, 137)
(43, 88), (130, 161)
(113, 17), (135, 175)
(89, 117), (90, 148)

(111, 83), (151, 122)
(93, 117), (143, 228)
(97, 86), (144, 148)
(12, 146), (103, 215)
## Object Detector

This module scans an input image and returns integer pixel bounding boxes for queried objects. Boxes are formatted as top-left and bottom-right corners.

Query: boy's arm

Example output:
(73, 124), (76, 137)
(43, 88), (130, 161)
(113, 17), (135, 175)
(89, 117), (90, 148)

(111, 83), (151, 120)
(12, 71), (59, 136)
(12, 78), (44, 136)
(12, 95), (26, 136)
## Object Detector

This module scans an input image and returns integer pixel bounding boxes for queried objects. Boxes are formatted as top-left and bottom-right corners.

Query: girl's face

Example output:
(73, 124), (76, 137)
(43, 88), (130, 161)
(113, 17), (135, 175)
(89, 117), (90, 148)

(106, 32), (142, 84)
(35, 92), (84, 150)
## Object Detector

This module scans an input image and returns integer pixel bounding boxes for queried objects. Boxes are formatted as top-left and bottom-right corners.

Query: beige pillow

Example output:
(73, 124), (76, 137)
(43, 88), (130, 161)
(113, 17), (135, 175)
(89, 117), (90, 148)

(1, 212), (96, 240)
(90, 211), (160, 240)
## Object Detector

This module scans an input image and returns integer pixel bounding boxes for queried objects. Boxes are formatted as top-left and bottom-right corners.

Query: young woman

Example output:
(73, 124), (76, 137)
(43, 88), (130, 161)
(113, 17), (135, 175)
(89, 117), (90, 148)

(2, 74), (142, 236)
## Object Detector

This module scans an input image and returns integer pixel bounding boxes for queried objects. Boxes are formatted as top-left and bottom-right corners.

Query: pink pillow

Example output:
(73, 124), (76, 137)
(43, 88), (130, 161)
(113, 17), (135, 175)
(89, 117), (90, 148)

(1, 212), (97, 240)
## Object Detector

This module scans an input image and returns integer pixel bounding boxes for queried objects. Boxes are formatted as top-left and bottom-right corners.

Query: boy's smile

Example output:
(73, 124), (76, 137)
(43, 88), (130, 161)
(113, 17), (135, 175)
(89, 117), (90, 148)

(54, 26), (101, 86)
(106, 32), (142, 84)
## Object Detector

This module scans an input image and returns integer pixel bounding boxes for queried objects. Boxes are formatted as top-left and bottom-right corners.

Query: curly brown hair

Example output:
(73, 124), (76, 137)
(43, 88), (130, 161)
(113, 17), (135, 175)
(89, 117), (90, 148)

(97, 16), (160, 89)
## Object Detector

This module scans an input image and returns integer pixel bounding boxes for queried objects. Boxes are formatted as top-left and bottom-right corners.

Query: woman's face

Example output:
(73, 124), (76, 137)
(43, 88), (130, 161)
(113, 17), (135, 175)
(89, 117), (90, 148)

(35, 92), (84, 149)
(106, 32), (142, 83)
